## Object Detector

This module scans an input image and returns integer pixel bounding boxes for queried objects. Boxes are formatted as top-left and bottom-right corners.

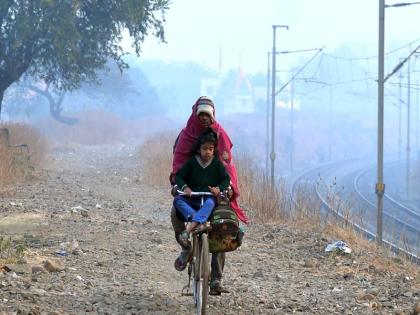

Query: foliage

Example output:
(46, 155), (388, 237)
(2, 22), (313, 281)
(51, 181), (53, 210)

(3, 62), (161, 121)
(78, 61), (162, 118)
(0, 0), (170, 115)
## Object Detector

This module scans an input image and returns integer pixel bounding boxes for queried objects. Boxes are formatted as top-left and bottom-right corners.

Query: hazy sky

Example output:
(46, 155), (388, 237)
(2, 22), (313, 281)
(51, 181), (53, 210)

(124, 0), (420, 74)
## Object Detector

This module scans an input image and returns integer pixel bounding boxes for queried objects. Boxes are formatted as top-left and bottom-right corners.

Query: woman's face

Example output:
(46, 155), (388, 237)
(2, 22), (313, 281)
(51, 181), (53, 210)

(198, 112), (212, 128)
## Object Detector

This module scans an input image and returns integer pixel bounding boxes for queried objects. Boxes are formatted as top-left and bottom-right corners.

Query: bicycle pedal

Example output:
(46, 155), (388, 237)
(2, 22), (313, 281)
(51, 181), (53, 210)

(181, 292), (194, 296)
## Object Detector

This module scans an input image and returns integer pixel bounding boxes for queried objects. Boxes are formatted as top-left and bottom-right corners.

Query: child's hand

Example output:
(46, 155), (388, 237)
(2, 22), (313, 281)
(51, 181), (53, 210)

(183, 187), (192, 196)
(208, 186), (220, 196)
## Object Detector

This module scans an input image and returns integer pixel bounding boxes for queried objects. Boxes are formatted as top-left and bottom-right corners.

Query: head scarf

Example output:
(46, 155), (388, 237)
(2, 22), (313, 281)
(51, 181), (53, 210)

(172, 96), (249, 224)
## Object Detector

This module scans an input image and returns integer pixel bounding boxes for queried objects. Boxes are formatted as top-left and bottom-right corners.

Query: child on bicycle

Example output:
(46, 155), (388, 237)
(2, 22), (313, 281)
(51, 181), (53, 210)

(174, 129), (231, 247)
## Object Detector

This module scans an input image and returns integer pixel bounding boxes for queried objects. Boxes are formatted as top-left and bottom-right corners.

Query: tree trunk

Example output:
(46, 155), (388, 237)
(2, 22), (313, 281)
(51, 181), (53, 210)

(49, 103), (79, 125)
(27, 85), (79, 125)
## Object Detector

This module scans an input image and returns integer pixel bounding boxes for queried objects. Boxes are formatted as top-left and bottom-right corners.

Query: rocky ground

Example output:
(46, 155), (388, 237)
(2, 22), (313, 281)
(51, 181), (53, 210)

(0, 144), (419, 315)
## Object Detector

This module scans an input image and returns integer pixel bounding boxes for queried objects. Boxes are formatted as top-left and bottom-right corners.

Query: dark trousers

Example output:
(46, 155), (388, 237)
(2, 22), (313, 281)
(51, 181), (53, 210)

(171, 206), (225, 282)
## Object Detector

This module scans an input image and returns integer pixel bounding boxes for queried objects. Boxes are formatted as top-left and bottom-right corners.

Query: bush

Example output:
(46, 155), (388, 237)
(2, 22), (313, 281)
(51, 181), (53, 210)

(138, 132), (175, 186)
(0, 123), (47, 183)
(0, 235), (26, 264)
(235, 152), (290, 223)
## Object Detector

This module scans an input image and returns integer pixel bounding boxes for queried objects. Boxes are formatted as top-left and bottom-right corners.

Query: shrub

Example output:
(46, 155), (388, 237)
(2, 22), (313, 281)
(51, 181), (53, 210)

(0, 235), (26, 265)
(0, 123), (47, 183)
(138, 132), (175, 186)
(235, 152), (290, 223)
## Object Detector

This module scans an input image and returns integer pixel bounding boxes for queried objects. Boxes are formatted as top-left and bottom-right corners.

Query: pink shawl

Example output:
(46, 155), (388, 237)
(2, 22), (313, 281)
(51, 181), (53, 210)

(172, 97), (249, 224)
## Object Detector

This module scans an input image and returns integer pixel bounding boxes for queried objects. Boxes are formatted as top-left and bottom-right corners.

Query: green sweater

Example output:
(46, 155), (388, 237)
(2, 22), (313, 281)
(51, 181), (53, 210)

(175, 156), (231, 193)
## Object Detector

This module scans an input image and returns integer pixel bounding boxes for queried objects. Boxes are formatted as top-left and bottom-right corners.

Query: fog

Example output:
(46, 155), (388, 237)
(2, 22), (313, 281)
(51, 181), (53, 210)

(2, 0), (420, 188)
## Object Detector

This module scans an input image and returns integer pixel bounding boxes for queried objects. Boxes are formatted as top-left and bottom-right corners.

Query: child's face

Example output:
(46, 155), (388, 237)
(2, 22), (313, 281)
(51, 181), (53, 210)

(199, 142), (215, 162)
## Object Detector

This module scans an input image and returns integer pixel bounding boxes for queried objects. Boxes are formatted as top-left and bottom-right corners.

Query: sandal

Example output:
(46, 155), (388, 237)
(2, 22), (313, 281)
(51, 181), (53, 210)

(178, 230), (190, 248)
(174, 249), (192, 271)
(209, 280), (230, 295)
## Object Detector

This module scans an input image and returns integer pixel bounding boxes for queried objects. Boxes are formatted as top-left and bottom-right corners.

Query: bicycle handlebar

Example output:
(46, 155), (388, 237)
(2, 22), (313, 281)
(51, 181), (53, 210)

(176, 190), (228, 198)
(176, 190), (214, 196)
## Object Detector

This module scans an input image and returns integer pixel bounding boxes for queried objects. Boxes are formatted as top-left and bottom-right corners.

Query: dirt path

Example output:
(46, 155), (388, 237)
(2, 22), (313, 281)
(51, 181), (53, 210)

(0, 145), (419, 315)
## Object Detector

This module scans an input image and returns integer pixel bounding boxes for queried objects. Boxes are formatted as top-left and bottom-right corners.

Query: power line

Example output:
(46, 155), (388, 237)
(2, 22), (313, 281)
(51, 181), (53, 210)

(385, 1), (420, 7)
(274, 47), (324, 96)
(384, 44), (420, 82)
(321, 37), (420, 61)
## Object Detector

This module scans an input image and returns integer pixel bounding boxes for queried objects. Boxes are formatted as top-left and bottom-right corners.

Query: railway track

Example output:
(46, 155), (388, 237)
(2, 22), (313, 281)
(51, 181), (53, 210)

(290, 159), (420, 262)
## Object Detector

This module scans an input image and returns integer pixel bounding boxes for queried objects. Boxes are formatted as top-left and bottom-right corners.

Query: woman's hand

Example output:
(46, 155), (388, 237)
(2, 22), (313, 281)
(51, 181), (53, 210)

(226, 187), (233, 199)
(208, 186), (220, 196)
(183, 187), (192, 196)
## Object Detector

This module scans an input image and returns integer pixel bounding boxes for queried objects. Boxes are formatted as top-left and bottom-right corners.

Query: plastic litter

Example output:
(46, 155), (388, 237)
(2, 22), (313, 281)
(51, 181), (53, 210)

(71, 205), (84, 211)
(325, 240), (352, 254)
(55, 249), (68, 256)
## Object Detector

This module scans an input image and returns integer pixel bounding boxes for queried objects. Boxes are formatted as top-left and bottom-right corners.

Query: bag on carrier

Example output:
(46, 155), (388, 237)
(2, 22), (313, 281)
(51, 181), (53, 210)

(208, 205), (244, 253)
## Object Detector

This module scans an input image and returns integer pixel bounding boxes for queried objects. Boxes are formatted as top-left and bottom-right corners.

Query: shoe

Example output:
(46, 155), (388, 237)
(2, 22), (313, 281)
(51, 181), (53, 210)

(178, 230), (190, 248)
(193, 223), (211, 234)
(209, 280), (230, 295)
(174, 249), (192, 271)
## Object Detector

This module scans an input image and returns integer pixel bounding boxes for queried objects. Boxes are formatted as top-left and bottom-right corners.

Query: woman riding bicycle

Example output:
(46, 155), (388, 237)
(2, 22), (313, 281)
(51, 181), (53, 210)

(171, 96), (248, 295)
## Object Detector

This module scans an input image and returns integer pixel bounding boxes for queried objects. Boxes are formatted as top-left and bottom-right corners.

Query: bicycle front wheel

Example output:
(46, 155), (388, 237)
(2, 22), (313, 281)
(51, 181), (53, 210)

(192, 234), (202, 313)
(200, 233), (210, 315)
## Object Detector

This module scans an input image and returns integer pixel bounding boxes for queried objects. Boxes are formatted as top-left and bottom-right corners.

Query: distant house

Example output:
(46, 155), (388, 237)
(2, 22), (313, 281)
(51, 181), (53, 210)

(200, 78), (221, 100)
(201, 67), (256, 115)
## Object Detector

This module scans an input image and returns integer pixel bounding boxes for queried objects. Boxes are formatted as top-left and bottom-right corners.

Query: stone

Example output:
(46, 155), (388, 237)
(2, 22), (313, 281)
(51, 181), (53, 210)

(366, 288), (379, 296)
(357, 293), (375, 301)
(31, 265), (47, 274)
(252, 269), (264, 279)
(303, 259), (316, 268)
(43, 259), (65, 273)
(413, 303), (420, 315)
(4, 264), (31, 275)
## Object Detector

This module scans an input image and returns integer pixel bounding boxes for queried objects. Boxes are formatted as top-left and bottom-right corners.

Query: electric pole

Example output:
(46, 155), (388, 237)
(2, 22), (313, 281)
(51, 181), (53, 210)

(270, 25), (289, 188)
(329, 86), (333, 161)
(290, 68), (294, 174)
(376, 0), (385, 246)
(406, 53), (411, 199)
(266, 52), (270, 177)
(417, 80), (419, 153)
(399, 70), (403, 166)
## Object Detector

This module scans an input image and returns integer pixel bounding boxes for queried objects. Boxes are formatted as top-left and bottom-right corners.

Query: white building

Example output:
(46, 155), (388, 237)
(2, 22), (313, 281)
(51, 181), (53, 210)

(201, 68), (256, 115)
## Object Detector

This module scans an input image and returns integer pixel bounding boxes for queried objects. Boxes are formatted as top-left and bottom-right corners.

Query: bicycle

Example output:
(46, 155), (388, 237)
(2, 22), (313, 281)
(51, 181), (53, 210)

(177, 190), (213, 315)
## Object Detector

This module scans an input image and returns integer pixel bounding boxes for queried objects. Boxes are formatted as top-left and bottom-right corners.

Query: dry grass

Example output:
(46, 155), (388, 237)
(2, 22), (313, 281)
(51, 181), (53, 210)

(139, 133), (420, 272)
(2, 123), (47, 166)
(235, 152), (290, 223)
(138, 132), (176, 186)
(0, 123), (47, 184)
(36, 110), (126, 145)
(0, 235), (26, 265)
